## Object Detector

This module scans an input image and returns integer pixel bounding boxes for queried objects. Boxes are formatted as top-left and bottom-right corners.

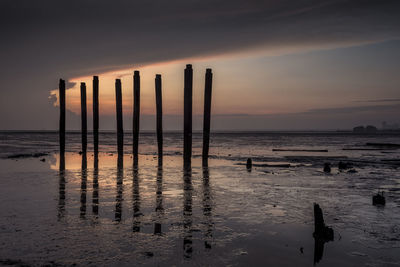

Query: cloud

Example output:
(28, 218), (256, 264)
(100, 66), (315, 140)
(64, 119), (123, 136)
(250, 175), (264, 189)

(0, 0), (400, 129)
(353, 98), (400, 103)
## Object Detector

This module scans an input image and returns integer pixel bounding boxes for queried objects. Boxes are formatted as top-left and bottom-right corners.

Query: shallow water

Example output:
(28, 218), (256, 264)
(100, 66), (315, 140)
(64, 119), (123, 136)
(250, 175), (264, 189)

(0, 132), (399, 266)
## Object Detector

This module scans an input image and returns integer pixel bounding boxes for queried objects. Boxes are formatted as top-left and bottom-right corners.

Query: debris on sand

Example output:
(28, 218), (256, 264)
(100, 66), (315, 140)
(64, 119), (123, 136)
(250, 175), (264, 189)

(366, 143), (400, 149)
(323, 163), (331, 173)
(313, 204), (334, 263)
(313, 203), (334, 241)
(7, 153), (48, 159)
(272, 149), (328, 152)
(372, 191), (385, 206)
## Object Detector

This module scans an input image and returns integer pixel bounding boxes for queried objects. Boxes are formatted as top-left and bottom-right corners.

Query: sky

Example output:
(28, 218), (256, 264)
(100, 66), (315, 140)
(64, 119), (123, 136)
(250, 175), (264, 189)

(1, 0), (399, 131)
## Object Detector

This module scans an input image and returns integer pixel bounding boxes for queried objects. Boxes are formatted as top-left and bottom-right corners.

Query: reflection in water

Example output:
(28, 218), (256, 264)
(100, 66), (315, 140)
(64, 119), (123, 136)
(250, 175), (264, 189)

(58, 153), (66, 220)
(183, 167), (193, 258)
(92, 152), (99, 216)
(115, 154), (123, 222)
(154, 165), (164, 235)
(133, 165), (141, 232)
(80, 152), (87, 219)
(202, 167), (213, 249)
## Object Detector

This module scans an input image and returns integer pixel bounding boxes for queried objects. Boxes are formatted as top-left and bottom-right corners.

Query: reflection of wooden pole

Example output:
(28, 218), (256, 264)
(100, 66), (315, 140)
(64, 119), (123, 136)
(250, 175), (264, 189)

(155, 74), (163, 162)
(115, 79), (124, 156)
(184, 64), (193, 167)
(80, 82), (87, 152)
(133, 71), (140, 164)
(202, 69), (213, 166)
(59, 79), (66, 154)
(93, 76), (99, 154)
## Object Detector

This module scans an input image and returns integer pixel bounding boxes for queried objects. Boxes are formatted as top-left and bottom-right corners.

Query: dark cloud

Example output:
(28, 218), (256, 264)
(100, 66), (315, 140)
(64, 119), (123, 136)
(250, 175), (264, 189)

(353, 98), (400, 103)
(0, 0), (400, 129)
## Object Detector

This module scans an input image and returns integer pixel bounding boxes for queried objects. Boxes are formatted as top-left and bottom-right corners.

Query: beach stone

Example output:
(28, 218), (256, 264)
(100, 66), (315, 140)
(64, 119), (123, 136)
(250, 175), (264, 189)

(372, 192), (385, 206)
(338, 161), (350, 170)
(323, 163), (331, 173)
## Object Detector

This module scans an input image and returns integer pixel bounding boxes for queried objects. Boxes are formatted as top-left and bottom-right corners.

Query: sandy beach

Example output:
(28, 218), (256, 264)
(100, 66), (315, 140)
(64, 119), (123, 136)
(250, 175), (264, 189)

(1, 132), (399, 266)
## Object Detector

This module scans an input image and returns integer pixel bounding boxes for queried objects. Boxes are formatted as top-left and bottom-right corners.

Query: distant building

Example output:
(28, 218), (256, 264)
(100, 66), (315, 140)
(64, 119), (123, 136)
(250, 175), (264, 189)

(365, 125), (378, 133)
(353, 125), (378, 133)
(382, 121), (399, 130)
(353, 126), (365, 133)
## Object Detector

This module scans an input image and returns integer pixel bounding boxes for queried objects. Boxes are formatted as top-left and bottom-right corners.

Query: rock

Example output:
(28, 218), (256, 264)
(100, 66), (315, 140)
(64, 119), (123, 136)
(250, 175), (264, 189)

(372, 192), (385, 206)
(347, 169), (357, 173)
(323, 163), (331, 173)
(144, 251), (154, 257)
(338, 161), (350, 170)
(78, 151), (83, 155)
(40, 158), (46, 162)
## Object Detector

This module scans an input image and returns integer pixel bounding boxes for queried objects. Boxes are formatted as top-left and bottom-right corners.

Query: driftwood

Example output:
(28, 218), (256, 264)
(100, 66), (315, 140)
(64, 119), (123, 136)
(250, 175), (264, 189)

(313, 203), (334, 240)
(273, 149), (328, 152)
(313, 203), (334, 264)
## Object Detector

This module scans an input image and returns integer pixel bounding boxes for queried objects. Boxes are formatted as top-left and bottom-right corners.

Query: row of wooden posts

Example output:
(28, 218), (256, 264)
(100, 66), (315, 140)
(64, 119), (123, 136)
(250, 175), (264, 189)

(59, 64), (213, 167)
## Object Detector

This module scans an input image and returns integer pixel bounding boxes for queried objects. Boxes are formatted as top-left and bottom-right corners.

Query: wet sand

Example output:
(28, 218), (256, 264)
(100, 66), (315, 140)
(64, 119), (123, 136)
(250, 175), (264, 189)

(0, 152), (399, 266)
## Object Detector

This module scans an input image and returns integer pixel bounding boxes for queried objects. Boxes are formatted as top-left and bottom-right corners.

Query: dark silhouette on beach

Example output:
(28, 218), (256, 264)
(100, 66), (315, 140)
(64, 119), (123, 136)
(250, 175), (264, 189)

(313, 203), (334, 265)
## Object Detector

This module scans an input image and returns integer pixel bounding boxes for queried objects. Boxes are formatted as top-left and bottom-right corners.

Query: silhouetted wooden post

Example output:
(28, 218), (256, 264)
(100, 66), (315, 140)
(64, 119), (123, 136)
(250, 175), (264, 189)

(80, 82), (87, 152)
(133, 71), (140, 164)
(155, 74), (163, 163)
(115, 79), (124, 156)
(202, 69), (213, 166)
(93, 76), (99, 154)
(184, 64), (193, 167)
(59, 79), (66, 154)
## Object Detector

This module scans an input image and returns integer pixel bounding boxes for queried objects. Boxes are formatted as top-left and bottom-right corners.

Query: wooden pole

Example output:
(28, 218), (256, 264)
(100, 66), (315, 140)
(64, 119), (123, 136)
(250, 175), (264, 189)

(80, 82), (87, 152)
(59, 79), (65, 154)
(115, 79), (124, 156)
(155, 74), (163, 163)
(202, 69), (213, 166)
(93, 76), (99, 154)
(184, 64), (193, 167)
(133, 71), (140, 164)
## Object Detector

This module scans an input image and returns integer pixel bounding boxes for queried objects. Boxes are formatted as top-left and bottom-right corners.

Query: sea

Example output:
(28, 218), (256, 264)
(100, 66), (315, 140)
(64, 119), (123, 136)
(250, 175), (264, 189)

(0, 131), (399, 266)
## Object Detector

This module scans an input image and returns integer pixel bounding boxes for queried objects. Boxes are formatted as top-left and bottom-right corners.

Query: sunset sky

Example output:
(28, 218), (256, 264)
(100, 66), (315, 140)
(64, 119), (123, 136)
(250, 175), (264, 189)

(1, 0), (399, 130)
